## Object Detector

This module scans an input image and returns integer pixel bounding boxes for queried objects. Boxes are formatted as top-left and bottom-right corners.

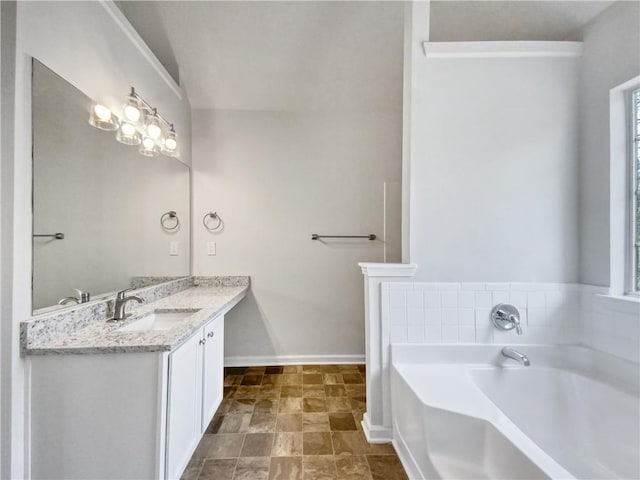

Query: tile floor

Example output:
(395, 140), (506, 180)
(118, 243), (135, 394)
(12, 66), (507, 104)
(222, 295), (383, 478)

(181, 364), (408, 480)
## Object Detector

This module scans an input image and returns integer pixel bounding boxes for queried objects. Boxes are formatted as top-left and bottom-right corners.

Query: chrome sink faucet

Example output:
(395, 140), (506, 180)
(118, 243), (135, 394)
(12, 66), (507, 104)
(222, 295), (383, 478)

(501, 347), (530, 366)
(58, 289), (91, 305)
(110, 288), (143, 321)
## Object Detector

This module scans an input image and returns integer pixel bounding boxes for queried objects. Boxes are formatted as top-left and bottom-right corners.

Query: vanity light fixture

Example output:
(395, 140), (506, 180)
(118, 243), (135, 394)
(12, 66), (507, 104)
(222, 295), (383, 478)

(88, 87), (179, 158)
(88, 103), (118, 131)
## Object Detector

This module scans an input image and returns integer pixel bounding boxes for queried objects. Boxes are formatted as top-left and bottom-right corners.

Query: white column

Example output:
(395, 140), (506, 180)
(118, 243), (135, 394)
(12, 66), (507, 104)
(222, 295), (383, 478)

(359, 263), (417, 442)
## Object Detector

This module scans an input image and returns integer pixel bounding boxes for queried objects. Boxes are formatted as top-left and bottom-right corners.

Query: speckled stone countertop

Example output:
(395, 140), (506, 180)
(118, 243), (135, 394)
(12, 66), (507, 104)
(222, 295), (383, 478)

(23, 281), (248, 355)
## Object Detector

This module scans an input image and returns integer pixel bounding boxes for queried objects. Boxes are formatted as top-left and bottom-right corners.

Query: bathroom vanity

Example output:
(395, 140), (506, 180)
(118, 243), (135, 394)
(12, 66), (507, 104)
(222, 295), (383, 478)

(22, 277), (248, 480)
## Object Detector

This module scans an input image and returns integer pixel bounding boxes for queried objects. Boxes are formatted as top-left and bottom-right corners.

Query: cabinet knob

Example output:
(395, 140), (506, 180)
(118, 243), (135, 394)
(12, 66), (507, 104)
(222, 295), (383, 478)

(199, 338), (206, 345)
(207, 332), (215, 338)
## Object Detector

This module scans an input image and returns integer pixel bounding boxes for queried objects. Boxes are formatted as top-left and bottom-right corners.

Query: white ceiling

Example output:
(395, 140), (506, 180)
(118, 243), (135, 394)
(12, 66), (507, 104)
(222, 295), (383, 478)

(429, 1), (615, 42)
(117, 1), (404, 112)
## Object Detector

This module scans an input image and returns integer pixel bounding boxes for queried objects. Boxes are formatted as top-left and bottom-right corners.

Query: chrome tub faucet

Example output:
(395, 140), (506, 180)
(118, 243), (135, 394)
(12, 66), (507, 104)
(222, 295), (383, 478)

(501, 347), (530, 366)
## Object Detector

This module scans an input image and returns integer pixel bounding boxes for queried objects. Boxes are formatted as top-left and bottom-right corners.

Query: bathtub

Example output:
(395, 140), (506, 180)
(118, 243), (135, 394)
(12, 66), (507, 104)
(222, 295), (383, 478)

(390, 345), (639, 479)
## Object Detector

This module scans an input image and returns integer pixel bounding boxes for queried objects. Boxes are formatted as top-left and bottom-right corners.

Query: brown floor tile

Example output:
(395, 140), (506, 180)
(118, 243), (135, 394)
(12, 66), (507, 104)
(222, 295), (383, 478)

(366, 455), (408, 480)
(331, 432), (367, 456)
(228, 399), (256, 414)
(181, 457), (204, 480)
(323, 374), (343, 385)
(303, 432), (333, 455)
(281, 386), (303, 398)
(322, 365), (341, 374)
(206, 434), (245, 458)
(349, 397), (366, 413)
(241, 374), (264, 386)
(324, 385), (347, 397)
(241, 433), (275, 457)
(197, 458), (236, 480)
(235, 386), (261, 398)
(271, 432), (303, 456)
(302, 456), (337, 479)
(205, 415), (224, 434)
(302, 365), (324, 374)
(337, 365), (360, 373)
(326, 397), (351, 413)
(262, 375), (285, 386)
(217, 399), (234, 414)
(270, 457), (302, 480)
(341, 374), (364, 385)
(276, 413), (303, 432)
(302, 413), (330, 432)
(245, 366), (267, 375)
(234, 457), (270, 480)
(283, 365), (302, 373)
(364, 442), (396, 455)
(224, 387), (238, 399)
(302, 385), (325, 398)
(219, 414), (252, 434)
(249, 413), (277, 433)
(344, 385), (366, 397)
(302, 373), (323, 385)
(279, 397), (303, 413)
(335, 456), (372, 480)
(255, 398), (279, 413)
(328, 414), (357, 431)
(224, 375), (244, 386)
(190, 435), (215, 463)
(265, 366), (285, 374)
(258, 385), (282, 399)
(225, 367), (247, 375)
(282, 374), (303, 385)
(303, 397), (327, 413)
(357, 365), (366, 374)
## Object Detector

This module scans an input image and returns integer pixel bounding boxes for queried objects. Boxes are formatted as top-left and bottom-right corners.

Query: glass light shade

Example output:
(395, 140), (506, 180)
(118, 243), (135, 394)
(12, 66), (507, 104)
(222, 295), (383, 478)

(116, 121), (141, 145)
(145, 113), (162, 139)
(161, 128), (179, 157)
(122, 96), (142, 123)
(139, 136), (159, 157)
(88, 103), (118, 131)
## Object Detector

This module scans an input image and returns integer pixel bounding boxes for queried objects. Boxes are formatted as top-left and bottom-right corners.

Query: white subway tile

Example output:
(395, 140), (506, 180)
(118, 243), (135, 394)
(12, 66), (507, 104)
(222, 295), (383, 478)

(406, 290), (424, 309)
(407, 323), (425, 343)
(475, 307), (492, 326)
(424, 324), (442, 343)
(475, 324), (494, 343)
(424, 309), (442, 324)
(424, 291), (441, 308)
(458, 308), (475, 325)
(461, 283), (485, 291)
(492, 291), (509, 305)
(441, 308), (458, 325)
(527, 292), (546, 308)
(545, 291), (564, 313)
(390, 324), (408, 343)
(415, 283), (440, 291)
(389, 291), (406, 309)
(436, 283), (461, 291)
(475, 292), (492, 308)
(485, 283), (510, 291)
(389, 308), (407, 325)
(527, 308), (549, 325)
(458, 326), (476, 343)
(458, 291), (475, 308)
(407, 308), (424, 324)
(509, 292), (527, 309)
(441, 291), (458, 308)
(442, 325), (459, 343)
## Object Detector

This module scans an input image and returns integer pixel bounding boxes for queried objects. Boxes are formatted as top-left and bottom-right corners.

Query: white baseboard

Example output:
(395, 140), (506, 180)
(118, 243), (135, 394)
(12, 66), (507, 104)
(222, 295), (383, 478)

(224, 354), (365, 367)
(361, 412), (393, 443)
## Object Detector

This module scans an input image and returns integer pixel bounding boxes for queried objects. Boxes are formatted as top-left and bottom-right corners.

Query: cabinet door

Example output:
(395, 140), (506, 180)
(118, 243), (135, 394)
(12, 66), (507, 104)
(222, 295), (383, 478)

(166, 331), (204, 480)
(201, 315), (225, 432)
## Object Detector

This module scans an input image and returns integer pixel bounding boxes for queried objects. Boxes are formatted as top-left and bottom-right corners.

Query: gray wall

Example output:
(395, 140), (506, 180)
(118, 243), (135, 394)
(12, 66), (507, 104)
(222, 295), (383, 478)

(578, 2), (640, 286)
(192, 109), (402, 361)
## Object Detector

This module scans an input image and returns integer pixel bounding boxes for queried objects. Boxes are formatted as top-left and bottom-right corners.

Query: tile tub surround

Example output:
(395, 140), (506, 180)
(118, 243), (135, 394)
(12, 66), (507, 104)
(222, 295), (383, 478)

(181, 364), (408, 480)
(21, 276), (250, 354)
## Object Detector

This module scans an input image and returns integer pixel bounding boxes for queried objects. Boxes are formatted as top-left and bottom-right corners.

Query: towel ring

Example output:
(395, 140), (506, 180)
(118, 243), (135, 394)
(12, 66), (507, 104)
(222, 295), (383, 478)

(203, 212), (223, 231)
(160, 211), (180, 231)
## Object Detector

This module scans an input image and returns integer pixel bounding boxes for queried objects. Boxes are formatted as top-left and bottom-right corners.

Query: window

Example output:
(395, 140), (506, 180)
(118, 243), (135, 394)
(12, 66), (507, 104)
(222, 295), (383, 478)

(632, 88), (640, 293)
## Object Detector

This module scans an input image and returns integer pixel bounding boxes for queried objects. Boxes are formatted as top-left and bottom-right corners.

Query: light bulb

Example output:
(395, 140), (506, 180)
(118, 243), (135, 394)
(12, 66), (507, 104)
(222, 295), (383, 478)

(142, 137), (155, 149)
(123, 104), (141, 123)
(147, 123), (161, 139)
(121, 122), (136, 136)
(164, 137), (177, 150)
(94, 104), (112, 121)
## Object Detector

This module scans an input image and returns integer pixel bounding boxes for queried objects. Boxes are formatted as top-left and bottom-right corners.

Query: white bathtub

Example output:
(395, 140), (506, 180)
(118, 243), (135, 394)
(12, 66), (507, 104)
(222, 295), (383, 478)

(390, 345), (639, 480)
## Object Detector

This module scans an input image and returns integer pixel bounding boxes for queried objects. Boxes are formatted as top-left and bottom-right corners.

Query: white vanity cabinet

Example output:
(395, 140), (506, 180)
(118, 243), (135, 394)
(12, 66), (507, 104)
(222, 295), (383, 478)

(30, 314), (225, 480)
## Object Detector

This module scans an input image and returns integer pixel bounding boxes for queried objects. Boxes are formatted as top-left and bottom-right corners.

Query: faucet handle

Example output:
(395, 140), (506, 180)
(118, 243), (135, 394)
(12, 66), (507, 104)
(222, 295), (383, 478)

(491, 304), (522, 334)
(73, 289), (91, 303)
(116, 288), (134, 300)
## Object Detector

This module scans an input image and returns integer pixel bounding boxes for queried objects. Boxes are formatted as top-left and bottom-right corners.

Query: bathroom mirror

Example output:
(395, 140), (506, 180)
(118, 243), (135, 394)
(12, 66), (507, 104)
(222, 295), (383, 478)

(31, 59), (190, 313)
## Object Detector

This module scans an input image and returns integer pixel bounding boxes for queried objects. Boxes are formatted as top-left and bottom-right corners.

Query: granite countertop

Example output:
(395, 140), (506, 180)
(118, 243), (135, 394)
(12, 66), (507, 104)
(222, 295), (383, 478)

(23, 284), (248, 355)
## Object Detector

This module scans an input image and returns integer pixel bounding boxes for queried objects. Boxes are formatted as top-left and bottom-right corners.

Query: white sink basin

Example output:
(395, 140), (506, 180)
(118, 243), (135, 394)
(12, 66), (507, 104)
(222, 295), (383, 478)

(118, 309), (200, 332)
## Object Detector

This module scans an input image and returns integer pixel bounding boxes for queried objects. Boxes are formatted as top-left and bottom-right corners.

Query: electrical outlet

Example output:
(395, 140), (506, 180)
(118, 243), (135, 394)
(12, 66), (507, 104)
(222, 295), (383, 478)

(207, 242), (216, 256)
(169, 241), (179, 256)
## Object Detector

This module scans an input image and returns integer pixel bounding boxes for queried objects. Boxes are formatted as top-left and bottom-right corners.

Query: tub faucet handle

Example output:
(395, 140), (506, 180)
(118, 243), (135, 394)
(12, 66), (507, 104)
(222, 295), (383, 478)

(491, 304), (522, 335)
